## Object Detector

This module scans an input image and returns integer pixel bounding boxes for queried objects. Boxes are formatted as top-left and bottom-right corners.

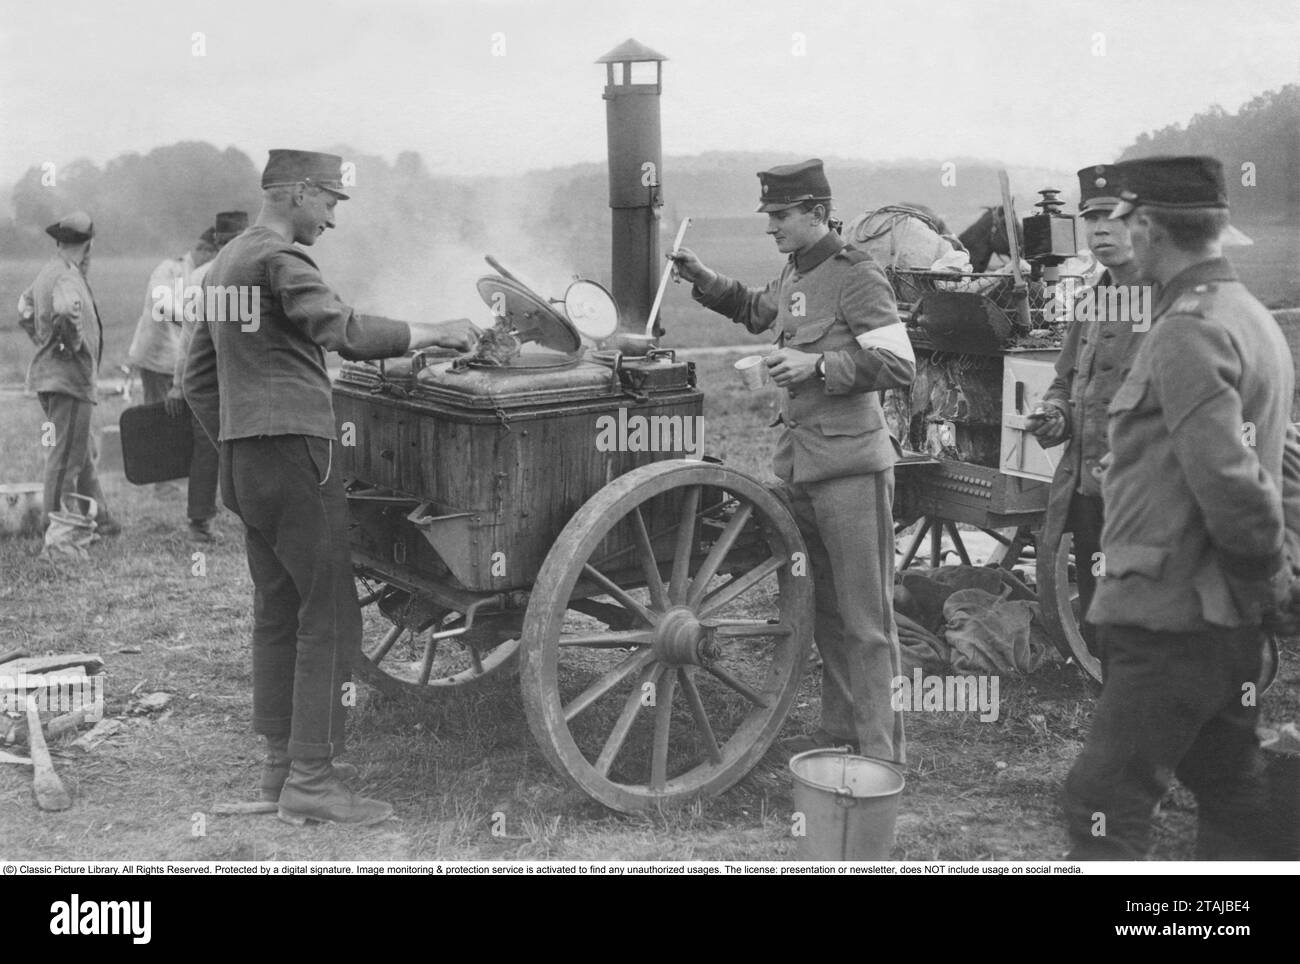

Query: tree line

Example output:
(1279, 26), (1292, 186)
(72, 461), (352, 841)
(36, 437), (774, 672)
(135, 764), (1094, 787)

(4, 83), (1294, 261)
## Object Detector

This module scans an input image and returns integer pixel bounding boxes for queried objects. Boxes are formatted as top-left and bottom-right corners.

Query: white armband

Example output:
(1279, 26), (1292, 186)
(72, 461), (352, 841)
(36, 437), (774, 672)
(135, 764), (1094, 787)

(854, 322), (915, 364)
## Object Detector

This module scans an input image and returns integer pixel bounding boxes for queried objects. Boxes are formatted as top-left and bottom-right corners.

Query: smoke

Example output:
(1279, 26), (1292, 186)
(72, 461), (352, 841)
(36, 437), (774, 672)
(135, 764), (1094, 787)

(316, 174), (603, 332)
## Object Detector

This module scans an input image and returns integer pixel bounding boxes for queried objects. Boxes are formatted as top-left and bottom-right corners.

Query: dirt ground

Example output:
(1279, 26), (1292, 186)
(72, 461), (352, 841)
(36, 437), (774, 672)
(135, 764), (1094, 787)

(2, 357), (1297, 864)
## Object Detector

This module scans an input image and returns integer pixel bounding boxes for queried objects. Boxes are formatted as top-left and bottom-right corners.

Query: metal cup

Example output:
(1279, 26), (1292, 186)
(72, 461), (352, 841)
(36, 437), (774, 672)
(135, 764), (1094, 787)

(734, 354), (771, 390)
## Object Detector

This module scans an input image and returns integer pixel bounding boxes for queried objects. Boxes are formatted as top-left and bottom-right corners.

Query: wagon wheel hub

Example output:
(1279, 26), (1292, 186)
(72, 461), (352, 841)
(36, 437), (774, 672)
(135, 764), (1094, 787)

(652, 607), (716, 667)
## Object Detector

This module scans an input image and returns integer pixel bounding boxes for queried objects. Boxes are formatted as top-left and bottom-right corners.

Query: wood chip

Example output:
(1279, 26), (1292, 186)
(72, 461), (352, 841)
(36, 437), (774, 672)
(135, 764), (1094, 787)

(1, 654), (104, 676)
(71, 717), (123, 750)
(211, 801), (278, 815)
(47, 710), (88, 739)
(133, 692), (173, 713)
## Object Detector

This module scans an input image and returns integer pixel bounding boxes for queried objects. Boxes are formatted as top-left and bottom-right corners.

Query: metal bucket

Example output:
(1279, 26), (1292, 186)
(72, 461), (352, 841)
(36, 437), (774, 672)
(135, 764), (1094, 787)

(789, 748), (904, 860)
(0, 483), (43, 538)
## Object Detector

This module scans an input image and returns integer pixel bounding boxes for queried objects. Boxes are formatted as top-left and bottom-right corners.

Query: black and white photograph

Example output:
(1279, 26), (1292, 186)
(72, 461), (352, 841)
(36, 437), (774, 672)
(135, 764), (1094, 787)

(1, 0), (1298, 895)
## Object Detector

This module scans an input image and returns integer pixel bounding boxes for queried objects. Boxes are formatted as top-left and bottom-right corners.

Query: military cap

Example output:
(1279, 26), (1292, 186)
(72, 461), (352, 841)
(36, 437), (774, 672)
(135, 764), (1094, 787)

(45, 210), (94, 244)
(261, 149), (351, 199)
(757, 158), (832, 213)
(1077, 164), (1122, 214)
(1108, 155), (1227, 219)
(1108, 154), (1252, 244)
(214, 210), (249, 240)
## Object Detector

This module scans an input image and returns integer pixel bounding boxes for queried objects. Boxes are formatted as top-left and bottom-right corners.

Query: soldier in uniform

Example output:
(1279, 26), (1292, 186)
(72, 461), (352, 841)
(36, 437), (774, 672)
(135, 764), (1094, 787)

(671, 159), (915, 765)
(18, 211), (122, 535)
(1032, 165), (1146, 654)
(184, 150), (477, 826)
(1063, 155), (1296, 859)
(167, 211), (249, 542)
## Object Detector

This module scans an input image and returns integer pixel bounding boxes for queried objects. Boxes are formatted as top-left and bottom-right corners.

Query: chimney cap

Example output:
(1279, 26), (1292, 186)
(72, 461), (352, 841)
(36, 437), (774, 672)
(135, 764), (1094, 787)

(596, 38), (667, 64)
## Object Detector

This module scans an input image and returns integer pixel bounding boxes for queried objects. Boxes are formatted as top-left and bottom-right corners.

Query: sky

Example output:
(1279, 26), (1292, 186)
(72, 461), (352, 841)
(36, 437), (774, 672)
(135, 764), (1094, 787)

(1, 0), (1298, 186)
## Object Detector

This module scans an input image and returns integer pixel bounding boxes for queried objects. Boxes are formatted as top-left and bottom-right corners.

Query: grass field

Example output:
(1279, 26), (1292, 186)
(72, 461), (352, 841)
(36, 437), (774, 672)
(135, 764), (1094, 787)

(1, 244), (1298, 863)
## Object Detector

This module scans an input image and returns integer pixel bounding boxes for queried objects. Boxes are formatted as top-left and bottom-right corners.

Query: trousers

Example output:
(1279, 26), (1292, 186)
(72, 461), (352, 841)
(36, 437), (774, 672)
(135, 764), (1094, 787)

(37, 391), (108, 527)
(186, 410), (219, 523)
(1068, 493), (1104, 654)
(779, 469), (905, 764)
(221, 434), (360, 759)
(1063, 623), (1277, 859)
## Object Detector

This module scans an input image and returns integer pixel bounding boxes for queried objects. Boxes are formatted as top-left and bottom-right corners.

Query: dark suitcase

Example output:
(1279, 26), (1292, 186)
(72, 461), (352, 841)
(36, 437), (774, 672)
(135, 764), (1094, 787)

(120, 402), (192, 484)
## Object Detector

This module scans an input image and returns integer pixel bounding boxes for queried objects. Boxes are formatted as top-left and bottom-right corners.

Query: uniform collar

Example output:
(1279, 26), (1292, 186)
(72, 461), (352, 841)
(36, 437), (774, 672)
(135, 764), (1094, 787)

(792, 231), (844, 274)
(1153, 256), (1238, 318)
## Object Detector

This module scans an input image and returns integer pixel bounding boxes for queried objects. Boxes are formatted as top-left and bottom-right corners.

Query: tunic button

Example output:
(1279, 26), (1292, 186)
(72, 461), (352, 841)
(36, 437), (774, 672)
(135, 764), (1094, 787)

(1091, 465), (1104, 479)
(787, 418), (799, 428)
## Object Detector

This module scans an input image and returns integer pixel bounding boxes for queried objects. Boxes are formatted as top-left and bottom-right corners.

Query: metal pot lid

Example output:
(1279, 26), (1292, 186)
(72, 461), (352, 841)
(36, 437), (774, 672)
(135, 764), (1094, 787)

(457, 351), (580, 371)
(563, 279), (620, 340)
(476, 275), (581, 354)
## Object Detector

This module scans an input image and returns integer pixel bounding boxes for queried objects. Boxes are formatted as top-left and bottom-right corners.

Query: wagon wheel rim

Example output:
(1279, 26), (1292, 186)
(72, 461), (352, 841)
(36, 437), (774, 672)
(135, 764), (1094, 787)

(519, 460), (812, 812)
(353, 572), (522, 698)
(1035, 534), (1281, 692)
(1036, 531), (1102, 683)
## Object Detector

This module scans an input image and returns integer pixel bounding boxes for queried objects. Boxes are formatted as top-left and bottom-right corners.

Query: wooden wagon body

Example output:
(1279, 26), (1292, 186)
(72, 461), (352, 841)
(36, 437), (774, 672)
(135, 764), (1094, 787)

(334, 348), (814, 812)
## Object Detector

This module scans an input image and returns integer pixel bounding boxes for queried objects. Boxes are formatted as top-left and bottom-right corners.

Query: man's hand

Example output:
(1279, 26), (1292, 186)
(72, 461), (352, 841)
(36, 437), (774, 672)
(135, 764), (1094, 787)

(767, 348), (820, 388)
(1264, 578), (1300, 637)
(667, 247), (715, 287)
(409, 318), (481, 353)
(1028, 404), (1068, 444)
(164, 385), (186, 418)
(1227, 566), (1295, 630)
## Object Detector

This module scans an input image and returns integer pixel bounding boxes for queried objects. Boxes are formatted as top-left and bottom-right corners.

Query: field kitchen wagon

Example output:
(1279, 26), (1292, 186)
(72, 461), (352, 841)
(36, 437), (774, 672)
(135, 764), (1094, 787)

(335, 41), (815, 812)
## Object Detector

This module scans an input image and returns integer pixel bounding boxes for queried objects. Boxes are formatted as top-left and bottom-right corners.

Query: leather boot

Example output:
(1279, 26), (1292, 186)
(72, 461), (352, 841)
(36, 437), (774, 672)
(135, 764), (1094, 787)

(277, 758), (393, 826)
(259, 736), (359, 802)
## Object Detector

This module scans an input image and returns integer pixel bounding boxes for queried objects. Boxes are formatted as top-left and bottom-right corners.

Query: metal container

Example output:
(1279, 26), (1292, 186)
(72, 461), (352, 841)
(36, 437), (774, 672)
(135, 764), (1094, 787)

(334, 354), (703, 593)
(789, 748), (905, 860)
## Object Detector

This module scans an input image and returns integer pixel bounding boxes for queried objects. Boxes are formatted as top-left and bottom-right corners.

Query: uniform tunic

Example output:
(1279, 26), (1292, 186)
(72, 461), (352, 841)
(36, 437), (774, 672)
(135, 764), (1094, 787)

(1038, 271), (1151, 641)
(1064, 256), (1293, 859)
(18, 254), (109, 525)
(184, 224), (410, 760)
(694, 231), (915, 762)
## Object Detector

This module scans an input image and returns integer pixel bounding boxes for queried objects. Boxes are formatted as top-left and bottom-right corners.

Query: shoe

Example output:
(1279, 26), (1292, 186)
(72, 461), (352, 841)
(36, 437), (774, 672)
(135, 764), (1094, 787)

(97, 517), (122, 537)
(188, 519), (215, 543)
(258, 736), (359, 802)
(277, 758), (392, 826)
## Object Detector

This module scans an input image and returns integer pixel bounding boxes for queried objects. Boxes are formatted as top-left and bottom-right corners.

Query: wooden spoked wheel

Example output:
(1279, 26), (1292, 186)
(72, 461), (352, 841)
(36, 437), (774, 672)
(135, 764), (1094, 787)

(354, 573), (523, 699)
(519, 461), (812, 812)
(1036, 531), (1102, 684)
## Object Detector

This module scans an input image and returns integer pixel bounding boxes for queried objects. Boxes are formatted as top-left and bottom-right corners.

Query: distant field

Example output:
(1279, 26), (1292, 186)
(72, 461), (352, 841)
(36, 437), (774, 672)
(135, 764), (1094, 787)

(2, 219), (1294, 385)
